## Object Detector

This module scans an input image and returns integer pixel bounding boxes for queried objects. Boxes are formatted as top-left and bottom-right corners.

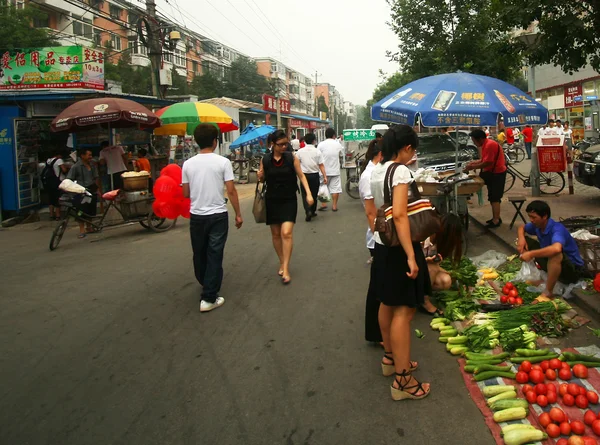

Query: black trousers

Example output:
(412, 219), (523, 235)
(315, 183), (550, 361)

(365, 248), (382, 342)
(190, 213), (229, 303)
(301, 172), (320, 215)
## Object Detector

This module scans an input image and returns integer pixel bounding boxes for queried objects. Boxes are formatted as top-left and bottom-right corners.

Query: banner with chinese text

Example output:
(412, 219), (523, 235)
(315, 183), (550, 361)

(0, 46), (104, 90)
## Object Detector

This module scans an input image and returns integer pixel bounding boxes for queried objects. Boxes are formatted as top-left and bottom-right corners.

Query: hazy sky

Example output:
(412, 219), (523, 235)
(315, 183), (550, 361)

(156, 0), (400, 105)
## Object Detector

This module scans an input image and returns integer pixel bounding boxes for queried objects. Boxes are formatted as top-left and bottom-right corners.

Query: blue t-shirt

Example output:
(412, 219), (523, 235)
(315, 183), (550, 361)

(524, 219), (584, 267)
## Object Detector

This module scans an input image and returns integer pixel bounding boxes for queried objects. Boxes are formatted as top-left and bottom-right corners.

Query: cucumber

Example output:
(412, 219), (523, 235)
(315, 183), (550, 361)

(464, 365), (477, 373)
(447, 336), (468, 345)
(474, 371), (517, 382)
(451, 346), (469, 355)
(490, 399), (529, 411)
(439, 329), (458, 337)
(510, 354), (558, 364)
(482, 385), (515, 397)
(431, 317), (449, 325)
(565, 361), (600, 368)
(503, 428), (547, 445)
(465, 352), (510, 361)
(438, 336), (449, 343)
(492, 407), (527, 423)
(500, 424), (537, 437)
(465, 359), (503, 366)
(487, 390), (517, 406)
(514, 348), (549, 357)
(474, 364), (512, 374)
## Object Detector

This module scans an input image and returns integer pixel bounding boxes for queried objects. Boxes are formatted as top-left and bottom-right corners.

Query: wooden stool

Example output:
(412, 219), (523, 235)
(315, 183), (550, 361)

(508, 196), (527, 230)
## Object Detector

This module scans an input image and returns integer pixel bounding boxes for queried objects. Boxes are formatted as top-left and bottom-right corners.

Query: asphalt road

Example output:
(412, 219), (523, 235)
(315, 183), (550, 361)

(0, 191), (597, 445)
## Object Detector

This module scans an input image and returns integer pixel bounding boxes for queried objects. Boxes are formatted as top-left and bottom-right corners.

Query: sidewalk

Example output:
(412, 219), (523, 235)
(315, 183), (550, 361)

(468, 160), (600, 319)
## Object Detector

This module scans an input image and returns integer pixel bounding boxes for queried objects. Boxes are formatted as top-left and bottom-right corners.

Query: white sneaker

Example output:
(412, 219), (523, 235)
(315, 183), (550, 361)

(200, 297), (225, 312)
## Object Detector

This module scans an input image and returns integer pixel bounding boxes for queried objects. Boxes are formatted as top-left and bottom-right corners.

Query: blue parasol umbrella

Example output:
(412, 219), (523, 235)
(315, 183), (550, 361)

(371, 72), (548, 128)
(230, 123), (276, 149)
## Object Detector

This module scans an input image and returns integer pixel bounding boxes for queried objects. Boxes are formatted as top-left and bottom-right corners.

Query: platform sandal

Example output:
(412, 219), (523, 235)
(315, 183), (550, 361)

(381, 352), (418, 377)
(390, 370), (430, 401)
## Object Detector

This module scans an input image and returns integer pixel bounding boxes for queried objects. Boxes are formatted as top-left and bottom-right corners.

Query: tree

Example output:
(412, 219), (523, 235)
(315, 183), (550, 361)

(386, 0), (523, 83)
(496, 2), (600, 73)
(355, 104), (374, 129)
(0, 4), (58, 50)
(104, 53), (152, 96)
(224, 57), (270, 102)
(190, 73), (224, 100)
(169, 67), (189, 95)
(317, 95), (329, 114)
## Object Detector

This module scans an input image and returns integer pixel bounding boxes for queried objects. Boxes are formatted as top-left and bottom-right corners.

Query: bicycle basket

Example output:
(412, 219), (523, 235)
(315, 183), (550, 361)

(560, 215), (600, 231)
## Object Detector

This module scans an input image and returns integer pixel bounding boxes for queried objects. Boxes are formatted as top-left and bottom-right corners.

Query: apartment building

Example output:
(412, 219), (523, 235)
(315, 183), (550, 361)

(344, 100), (356, 128)
(255, 57), (314, 115)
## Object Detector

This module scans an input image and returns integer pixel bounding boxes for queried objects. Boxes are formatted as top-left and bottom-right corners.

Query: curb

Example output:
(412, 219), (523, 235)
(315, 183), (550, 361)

(469, 215), (600, 321)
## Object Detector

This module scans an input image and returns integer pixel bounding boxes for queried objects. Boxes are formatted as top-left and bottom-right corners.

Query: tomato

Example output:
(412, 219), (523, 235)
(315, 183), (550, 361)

(584, 410), (598, 426)
(546, 369), (557, 380)
(549, 358), (563, 370)
(519, 361), (532, 373)
(539, 412), (552, 427)
(568, 383), (581, 396)
(568, 438), (585, 445)
(546, 423), (560, 438)
(541, 360), (550, 371)
(573, 364), (589, 379)
(549, 407), (565, 423)
(587, 390), (599, 404)
(529, 369), (545, 384)
(546, 382), (558, 392)
(508, 289), (519, 298)
(593, 419), (600, 436)
(500, 295), (508, 304)
(526, 390), (537, 404)
(576, 394), (589, 409)
(559, 421), (571, 436)
(571, 420), (586, 435)
(521, 384), (534, 394)
(582, 437), (598, 445)
(535, 383), (548, 395)
(537, 394), (549, 407)
(559, 368), (573, 381)
(508, 296), (516, 305)
(546, 390), (558, 404)
(580, 386), (587, 396)
(515, 297), (523, 305)
(502, 285), (511, 295)
(531, 364), (543, 371)
(516, 371), (529, 384)
(559, 383), (569, 396)
(561, 361), (571, 371)
(563, 393), (575, 406)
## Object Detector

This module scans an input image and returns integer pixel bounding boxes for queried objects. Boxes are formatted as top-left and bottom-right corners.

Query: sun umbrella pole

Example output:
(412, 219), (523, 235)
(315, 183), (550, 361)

(454, 127), (460, 214)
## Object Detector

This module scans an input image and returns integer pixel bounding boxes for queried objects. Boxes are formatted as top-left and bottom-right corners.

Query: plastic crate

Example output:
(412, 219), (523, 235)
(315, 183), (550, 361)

(574, 226), (600, 275)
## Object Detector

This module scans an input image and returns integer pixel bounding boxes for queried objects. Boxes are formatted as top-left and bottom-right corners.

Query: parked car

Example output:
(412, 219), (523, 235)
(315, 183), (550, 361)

(416, 133), (479, 172)
(574, 143), (600, 189)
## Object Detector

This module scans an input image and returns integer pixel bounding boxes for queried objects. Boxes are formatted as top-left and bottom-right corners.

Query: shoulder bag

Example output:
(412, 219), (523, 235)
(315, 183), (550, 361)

(252, 181), (267, 223)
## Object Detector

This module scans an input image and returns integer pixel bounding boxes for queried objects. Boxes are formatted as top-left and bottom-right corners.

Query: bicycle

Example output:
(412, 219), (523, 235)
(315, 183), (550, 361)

(436, 173), (473, 255)
(504, 142), (526, 165)
(503, 161), (565, 195)
(49, 190), (176, 251)
(345, 152), (366, 199)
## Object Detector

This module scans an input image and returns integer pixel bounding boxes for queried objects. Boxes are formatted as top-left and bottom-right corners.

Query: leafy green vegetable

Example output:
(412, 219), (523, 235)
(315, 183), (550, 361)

(497, 258), (523, 274)
(463, 324), (500, 352)
(440, 256), (478, 287)
(443, 298), (478, 321)
(499, 325), (537, 351)
(415, 329), (425, 338)
(471, 300), (571, 332)
(530, 311), (570, 338)
(512, 282), (538, 304)
(588, 326), (600, 338)
(472, 286), (498, 301)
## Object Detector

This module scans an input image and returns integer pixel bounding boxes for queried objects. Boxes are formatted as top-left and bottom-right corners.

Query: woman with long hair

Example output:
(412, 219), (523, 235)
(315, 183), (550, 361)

(371, 125), (431, 401)
(257, 130), (314, 284)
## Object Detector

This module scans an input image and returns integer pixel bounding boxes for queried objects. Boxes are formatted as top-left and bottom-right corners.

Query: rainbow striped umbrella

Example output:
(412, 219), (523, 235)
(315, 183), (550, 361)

(154, 102), (239, 136)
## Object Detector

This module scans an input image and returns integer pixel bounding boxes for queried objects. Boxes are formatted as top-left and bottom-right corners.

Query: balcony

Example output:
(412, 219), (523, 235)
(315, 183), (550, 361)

(131, 54), (150, 67)
(35, 0), (73, 13)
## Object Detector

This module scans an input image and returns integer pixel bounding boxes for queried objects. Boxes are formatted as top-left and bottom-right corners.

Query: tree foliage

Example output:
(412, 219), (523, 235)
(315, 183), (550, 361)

(190, 73), (224, 100)
(355, 105), (374, 129)
(0, 4), (58, 50)
(223, 56), (270, 102)
(104, 53), (152, 96)
(317, 95), (329, 114)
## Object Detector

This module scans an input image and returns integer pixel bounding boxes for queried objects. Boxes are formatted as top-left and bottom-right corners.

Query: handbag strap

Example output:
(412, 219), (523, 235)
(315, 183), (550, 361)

(383, 162), (401, 204)
(490, 141), (502, 173)
(409, 172), (422, 200)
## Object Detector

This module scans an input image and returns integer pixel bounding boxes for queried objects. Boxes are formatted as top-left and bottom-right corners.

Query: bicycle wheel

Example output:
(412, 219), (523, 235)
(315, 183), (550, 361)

(511, 147), (526, 164)
(503, 171), (516, 193)
(49, 217), (69, 251)
(345, 175), (360, 199)
(540, 172), (565, 195)
(146, 211), (177, 232)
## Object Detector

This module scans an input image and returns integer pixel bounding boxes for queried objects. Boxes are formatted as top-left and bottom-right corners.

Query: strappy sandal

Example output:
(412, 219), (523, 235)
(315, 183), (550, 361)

(390, 369), (430, 401)
(381, 352), (418, 377)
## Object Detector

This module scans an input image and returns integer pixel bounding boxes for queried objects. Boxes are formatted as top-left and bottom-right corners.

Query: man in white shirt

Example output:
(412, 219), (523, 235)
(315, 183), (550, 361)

(554, 119), (565, 135)
(99, 141), (128, 190)
(182, 124), (243, 313)
(296, 133), (327, 221)
(317, 128), (344, 211)
(290, 134), (300, 152)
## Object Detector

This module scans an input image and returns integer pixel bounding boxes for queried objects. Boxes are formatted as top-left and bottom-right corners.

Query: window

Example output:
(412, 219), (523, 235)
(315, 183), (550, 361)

(93, 29), (102, 45)
(192, 61), (198, 75)
(109, 5), (122, 20)
(33, 15), (50, 28)
(174, 48), (186, 67)
(110, 33), (122, 50)
(583, 81), (595, 97)
(73, 15), (93, 39)
(11, 0), (24, 9)
(128, 12), (139, 25)
(271, 62), (278, 73)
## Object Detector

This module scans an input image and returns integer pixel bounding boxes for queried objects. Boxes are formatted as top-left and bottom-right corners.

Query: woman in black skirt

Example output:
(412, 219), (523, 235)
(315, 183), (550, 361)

(258, 130), (314, 284)
(370, 125), (431, 401)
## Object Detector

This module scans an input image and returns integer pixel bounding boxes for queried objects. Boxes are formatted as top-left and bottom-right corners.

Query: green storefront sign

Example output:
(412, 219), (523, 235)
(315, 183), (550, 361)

(0, 46), (104, 90)
(343, 129), (377, 141)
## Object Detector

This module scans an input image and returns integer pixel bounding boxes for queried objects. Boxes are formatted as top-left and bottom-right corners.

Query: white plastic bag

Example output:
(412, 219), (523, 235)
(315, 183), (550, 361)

(514, 260), (544, 282)
(58, 179), (86, 194)
(571, 229), (600, 241)
(318, 184), (331, 203)
(471, 250), (507, 269)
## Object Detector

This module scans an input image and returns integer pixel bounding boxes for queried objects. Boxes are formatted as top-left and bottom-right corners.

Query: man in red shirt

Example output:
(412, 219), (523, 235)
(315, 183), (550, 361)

(464, 129), (507, 228)
(521, 124), (533, 159)
(505, 126), (515, 146)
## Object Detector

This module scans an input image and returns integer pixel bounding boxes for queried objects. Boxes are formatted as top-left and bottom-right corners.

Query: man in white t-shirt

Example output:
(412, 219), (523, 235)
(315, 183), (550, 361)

(99, 141), (128, 190)
(44, 151), (68, 220)
(290, 134), (300, 152)
(296, 133), (327, 221)
(182, 124), (243, 313)
(317, 128), (344, 211)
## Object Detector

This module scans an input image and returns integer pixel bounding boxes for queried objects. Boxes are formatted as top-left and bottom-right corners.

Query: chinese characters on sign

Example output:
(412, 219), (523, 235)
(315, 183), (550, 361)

(342, 129), (376, 141)
(0, 46), (104, 91)
(435, 113), (482, 126)
(262, 94), (291, 114)
(538, 146), (566, 172)
(564, 84), (583, 108)
(290, 119), (307, 127)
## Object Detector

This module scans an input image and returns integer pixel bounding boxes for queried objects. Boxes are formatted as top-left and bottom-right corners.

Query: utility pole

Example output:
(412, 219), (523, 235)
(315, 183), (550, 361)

(276, 79), (282, 129)
(313, 71), (319, 117)
(145, 0), (163, 99)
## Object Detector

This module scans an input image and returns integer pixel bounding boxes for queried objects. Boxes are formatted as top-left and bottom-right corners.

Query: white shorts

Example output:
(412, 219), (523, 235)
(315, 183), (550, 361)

(327, 175), (342, 194)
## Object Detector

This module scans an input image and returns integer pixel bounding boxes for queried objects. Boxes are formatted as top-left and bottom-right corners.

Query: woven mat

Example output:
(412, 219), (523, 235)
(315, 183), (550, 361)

(459, 345), (600, 445)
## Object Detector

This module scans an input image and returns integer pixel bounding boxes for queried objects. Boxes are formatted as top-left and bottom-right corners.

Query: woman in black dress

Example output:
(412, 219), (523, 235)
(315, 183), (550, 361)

(257, 130), (314, 284)
(371, 125), (431, 401)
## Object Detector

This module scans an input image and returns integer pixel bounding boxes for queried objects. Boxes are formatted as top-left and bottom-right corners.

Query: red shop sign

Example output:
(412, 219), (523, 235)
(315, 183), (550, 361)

(262, 94), (291, 114)
(290, 119), (304, 127)
(309, 121), (318, 129)
(538, 146), (566, 172)
(564, 84), (582, 108)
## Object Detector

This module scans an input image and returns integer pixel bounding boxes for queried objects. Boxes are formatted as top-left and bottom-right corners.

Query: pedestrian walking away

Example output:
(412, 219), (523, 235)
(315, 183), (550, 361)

(182, 124), (243, 313)
(295, 133), (327, 221)
(517, 200), (590, 298)
(290, 134), (300, 152)
(464, 129), (507, 228)
(370, 125), (431, 401)
(258, 130), (314, 285)
(522, 124), (533, 159)
(317, 128), (344, 212)
(99, 141), (128, 190)
(358, 139), (383, 343)
(563, 121), (573, 150)
(66, 149), (101, 238)
(42, 149), (68, 220)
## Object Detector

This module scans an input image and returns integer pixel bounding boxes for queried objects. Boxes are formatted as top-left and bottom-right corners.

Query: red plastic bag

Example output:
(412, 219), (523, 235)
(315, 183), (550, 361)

(594, 272), (600, 292)
(153, 176), (180, 201)
(160, 164), (182, 184)
(152, 200), (180, 220)
(177, 197), (191, 219)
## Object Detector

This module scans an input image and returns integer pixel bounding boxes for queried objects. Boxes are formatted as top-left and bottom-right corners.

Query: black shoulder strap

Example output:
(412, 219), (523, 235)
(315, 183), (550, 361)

(283, 151), (295, 170)
(409, 171), (422, 200)
(491, 141), (502, 172)
(384, 163), (401, 204)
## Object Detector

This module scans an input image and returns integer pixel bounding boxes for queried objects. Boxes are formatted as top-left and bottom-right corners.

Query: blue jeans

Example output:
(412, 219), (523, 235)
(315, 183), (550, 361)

(190, 213), (229, 303)
(524, 142), (532, 159)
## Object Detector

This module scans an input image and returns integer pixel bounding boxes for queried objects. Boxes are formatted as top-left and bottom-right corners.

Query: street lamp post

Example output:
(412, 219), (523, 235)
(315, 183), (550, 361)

(517, 30), (541, 197)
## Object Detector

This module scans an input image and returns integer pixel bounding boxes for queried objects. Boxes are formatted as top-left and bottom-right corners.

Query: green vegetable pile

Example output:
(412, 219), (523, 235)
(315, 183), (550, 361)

(512, 282), (538, 304)
(471, 286), (497, 301)
(463, 324), (500, 352)
(470, 300), (571, 331)
(496, 258), (522, 284)
(440, 256), (478, 287)
(443, 298), (478, 321)
(530, 311), (570, 337)
(498, 325), (537, 351)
